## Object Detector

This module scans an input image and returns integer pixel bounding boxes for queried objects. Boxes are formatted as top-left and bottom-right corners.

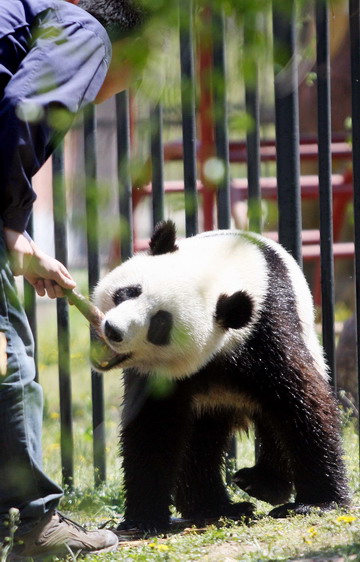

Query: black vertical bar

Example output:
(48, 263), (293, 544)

(151, 104), (165, 227)
(84, 106), (106, 485)
(116, 91), (133, 260)
(213, 8), (231, 230)
(52, 145), (74, 488)
(23, 214), (38, 380)
(244, 13), (262, 234)
(273, 2), (302, 264)
(244, 12), (262, 461)
(316, 2), (336, 387)
(179, 0), (198, 237)
(212, 7), (235, 477)
(349, 0), (360, 445)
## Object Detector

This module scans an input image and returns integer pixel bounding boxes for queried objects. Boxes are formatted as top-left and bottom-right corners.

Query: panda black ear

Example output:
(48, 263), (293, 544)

(215, 291), (254, 330)
(149, 220), (178, 255)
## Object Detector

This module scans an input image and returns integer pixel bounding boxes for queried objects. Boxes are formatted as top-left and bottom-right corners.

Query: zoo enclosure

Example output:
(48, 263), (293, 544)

(26, 0), (360, 487)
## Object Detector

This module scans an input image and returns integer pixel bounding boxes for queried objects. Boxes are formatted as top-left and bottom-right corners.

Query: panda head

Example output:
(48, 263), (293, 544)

(92, 221), (259, 379)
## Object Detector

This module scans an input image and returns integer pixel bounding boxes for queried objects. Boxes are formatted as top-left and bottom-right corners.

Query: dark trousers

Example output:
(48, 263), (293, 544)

(0, 222), (63, 535)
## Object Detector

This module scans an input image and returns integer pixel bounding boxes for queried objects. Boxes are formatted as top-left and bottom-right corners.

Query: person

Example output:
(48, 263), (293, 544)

(0, 0), (150, 557)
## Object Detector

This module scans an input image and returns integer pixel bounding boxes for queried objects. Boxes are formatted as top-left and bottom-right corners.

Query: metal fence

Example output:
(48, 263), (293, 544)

(25, 0), (360, 487)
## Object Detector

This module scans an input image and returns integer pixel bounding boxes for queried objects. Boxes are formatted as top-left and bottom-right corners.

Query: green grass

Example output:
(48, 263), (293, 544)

(102, 511), (360, 562)
(54, 424), (360, 562)
(1, 297), (360, 561)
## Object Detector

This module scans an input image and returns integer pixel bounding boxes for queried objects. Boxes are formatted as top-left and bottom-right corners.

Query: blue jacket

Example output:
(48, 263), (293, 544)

(0, 0), (112, 231)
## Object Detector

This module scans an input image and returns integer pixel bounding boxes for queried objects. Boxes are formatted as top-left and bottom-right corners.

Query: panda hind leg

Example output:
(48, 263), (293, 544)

(232, 419), (293, 506)
(174, 410), (255, 523)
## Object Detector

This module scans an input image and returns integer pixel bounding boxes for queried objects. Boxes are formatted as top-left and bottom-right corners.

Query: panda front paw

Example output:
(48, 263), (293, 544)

(221, 501), (256, 520)
(117, 517), (170, 535)
(268, 501), (339, 518)
(181, 501), (255, 526)
(233, 466), (292, 505)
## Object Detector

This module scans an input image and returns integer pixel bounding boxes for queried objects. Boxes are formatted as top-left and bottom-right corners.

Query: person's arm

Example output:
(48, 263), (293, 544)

(4, 228), (76, 298)
(0, 3), (112, 233)
(0, 3), (110, 297)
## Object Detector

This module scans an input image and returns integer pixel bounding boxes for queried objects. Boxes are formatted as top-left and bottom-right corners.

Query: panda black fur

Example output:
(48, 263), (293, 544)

(93, 220), (350, 532)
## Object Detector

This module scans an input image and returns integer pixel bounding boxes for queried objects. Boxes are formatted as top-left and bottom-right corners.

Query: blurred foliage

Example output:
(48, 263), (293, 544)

(125, 0), (320, 105)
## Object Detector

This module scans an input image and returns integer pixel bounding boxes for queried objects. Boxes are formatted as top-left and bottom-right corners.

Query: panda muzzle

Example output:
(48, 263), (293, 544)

(90, 330), (131, 371)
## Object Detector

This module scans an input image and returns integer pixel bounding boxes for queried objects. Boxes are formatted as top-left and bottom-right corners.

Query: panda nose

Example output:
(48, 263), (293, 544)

(104, 320), (123, 343)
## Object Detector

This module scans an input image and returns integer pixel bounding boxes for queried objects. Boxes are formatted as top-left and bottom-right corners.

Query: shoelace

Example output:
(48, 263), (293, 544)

(56, 511), (89, 534)
(98, 518), (117, 529)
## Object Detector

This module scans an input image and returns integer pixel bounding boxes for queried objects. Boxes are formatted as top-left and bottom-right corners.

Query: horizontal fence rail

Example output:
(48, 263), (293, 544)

(24, 0), (360, 485)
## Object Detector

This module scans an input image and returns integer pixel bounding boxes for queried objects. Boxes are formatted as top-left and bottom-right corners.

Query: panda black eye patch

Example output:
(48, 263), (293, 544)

(147, 310), (173, 346)
(113, 285), (142, 306)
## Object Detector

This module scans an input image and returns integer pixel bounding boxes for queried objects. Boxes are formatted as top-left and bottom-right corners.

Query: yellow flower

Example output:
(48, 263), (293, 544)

(148, 543), (169, 551)
(307, 526), (318, 537)
(50, 412), (60, 420)
(336, 515), (357, 524)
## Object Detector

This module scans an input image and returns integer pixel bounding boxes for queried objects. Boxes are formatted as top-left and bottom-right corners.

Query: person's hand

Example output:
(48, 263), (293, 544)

(4, 228), (76, 298)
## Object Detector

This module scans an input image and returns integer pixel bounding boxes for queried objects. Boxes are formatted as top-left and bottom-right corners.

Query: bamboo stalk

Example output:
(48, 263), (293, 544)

(63, 289), (104, 333)
(63, 289), (121, 371)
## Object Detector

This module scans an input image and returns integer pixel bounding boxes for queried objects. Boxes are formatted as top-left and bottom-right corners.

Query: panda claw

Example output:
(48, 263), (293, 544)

(268, 501), (339, 518)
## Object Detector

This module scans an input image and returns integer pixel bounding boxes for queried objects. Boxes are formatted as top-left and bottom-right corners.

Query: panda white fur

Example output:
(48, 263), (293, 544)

(93, 220), (350, 532)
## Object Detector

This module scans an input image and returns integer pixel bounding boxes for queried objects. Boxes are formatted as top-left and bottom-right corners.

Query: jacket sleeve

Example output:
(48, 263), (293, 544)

(0, 8), (111, 232)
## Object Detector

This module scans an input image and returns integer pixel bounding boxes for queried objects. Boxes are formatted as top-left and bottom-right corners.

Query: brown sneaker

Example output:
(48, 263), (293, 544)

(11, 510), (118, 559)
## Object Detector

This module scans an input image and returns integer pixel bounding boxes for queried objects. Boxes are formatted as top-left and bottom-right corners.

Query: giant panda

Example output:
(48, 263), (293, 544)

(92, 220), (350, 532)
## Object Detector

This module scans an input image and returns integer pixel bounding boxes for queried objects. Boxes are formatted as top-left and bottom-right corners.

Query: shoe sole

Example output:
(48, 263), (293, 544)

(8, 540), (119, 560)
